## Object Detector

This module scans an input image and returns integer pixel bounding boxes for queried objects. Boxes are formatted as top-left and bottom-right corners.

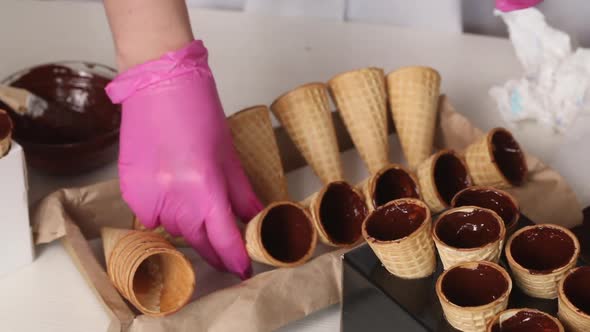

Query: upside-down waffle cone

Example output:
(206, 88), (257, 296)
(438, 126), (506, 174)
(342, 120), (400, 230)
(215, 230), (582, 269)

(486, 308), (564, 332)
(416, 150), (471, 213)
(464, 128), (527, 189)
(362, 198), (436, 279)
(506, 224), (580, 299)
(271, 83), (344, 184)
(328, 67), (389, 174)
(132, 216), (188, 247)
(362, 163), (421, 211)
(558, 267), (590, 332)
(386, 66), (440, 170)
(436, 261), (512, 332)
(228, 105), (290, 204)
(309, 181), (368, 248)
(0, 109), (13, 156)
(433, 206), (506, 270)
(244, 201), (317, 267)
(101, 228), (195, 317)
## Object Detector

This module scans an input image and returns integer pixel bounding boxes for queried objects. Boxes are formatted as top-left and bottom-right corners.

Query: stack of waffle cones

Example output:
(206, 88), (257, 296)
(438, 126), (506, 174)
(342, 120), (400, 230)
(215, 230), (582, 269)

(328, 67), (389, 175)
(101, 228), (195, 317)
(228, 105), (290, 204)
(0, 109), (13, 157)
(386, 66), (441, 170)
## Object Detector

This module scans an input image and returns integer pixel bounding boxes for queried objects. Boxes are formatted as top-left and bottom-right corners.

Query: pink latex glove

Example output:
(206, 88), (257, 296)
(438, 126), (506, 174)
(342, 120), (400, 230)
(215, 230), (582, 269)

(106, 40), (263, 279)
(496, 0), (543, 12)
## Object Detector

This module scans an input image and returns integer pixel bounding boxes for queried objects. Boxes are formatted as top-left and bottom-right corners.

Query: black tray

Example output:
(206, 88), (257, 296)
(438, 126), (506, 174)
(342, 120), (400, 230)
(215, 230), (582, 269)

(341, 214), (585, 331)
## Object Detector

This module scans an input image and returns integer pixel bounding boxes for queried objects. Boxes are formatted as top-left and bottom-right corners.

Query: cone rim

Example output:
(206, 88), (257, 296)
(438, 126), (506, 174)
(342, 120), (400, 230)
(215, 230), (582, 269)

(327, 66), (384, 86)
(228, 105), (269, 122)
(484, 127), (529, 187)
(486, 308), (564, 332)
(558, 266), (590, 320)
(362, 198), (431, 245)
(427, 149), (473, 209)
(270, 82), (327, 112)
(432, 206), (506, 253)
(505, 224), (580, 276)
(436, 260), (512, 311)
(386, 65), (441, 80)
(366, 163), (421, 210)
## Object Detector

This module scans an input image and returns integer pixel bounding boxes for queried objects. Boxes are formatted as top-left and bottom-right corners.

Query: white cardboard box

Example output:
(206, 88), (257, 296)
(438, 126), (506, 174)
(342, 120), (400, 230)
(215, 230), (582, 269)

(0, 141), (34, 276)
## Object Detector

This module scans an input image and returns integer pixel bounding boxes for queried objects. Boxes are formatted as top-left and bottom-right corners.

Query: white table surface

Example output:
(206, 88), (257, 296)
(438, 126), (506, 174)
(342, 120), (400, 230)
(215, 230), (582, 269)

(0, 1), (586, 331)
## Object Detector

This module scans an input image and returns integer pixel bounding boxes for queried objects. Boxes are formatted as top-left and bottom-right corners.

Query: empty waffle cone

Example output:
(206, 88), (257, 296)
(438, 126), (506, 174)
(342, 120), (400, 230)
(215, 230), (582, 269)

(0, 109), (13, 156)
(486, 308), (564, 332)
(132, 216), (188, 247)
(436, 261), (512, 332)
(271, 83), (344, 184)
(228, 105), (289, 204)
(465, 128), (528, 189)
(386, 66), (440, 170)
(328, 67), (389, 174)
(309, 181), (369, 248)
(506, 224), (580, 299)
(101, 228), (195, 317)
(362, 163), (421, 211)
(433, 206), (506, 270)
(416, 149), (472, 213)
(244, 201), (317, 267)
(362, 198), (436, 279)
(558, 267), (590, 332)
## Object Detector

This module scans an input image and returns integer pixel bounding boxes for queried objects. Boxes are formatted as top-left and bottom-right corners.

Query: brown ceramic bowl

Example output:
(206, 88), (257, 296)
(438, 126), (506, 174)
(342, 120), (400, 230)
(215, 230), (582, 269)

(0, 62), (120, 175)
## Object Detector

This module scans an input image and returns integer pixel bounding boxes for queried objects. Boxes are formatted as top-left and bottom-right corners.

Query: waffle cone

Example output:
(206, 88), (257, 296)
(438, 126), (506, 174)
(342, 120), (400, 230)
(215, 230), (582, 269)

(433, 206), (506, 270)
(228, 105), (289, 204)
(558, 267), (590, 331)
(244, 201), (317, 267)
(386, 66), (440, 170)
(486, 308), (564, 332)
(328, 67), (389, 174)
(0, 109), (13, 156)
(362, 198), (436, 279)
(362, 163), (421, 211)
(101, 228), (195, 317)
(132, 216), (188, 247)
(436, 261), (512, 332)
(271, 83), (343, 184)
(309, 181), (368, 248)
(416, 150), (471, 213)
(506, 224), (580, 299)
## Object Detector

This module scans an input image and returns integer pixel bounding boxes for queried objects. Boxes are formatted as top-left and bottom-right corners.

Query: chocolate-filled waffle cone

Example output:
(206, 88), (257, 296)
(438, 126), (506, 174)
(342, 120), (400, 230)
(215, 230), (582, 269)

(271, 83), (344, 184)
(0, 109), (13, 156)
(244, 201), (317, 267)
(486, 308), (564, 332)
(433, 206), (506, 270)
(309, 181), (369, 248)
(416, 149), (472, 213)
(362, 163), (421, 211)
(386, 66), (440, 170)
(558, 267), (590, 332)
(362, 198), (436, 279)
(101, 228), (195, 317)
(464, 128), (528, 189)
(506, 224), (580, 299)
(228, 105), (290, 204)
(436, 261), (512, 332)
(328, 67), (389, 174)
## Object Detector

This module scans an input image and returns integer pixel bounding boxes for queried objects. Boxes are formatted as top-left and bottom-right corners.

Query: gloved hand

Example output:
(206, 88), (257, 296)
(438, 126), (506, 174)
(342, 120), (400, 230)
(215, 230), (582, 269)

(106, 40), (263, 280)
(496, 0), (543, 12)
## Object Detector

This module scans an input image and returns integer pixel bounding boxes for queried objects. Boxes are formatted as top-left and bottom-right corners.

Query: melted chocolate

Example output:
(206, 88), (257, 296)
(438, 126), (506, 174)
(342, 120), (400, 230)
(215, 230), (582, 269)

(491, 311), (559, 332)
(453, 188), (518, 229)
(492, 129), (527, 186)
(365, 201), (427, 241)
(563, 267), (590, 315)
(373, 167), (420, 207)
(0, 64), (120, 144)
(436, 209), (501, 248)
(0, 111), (12, 139)
(319, 182), (368, 244)
(510, 227), (576, 274)
(434, 152), (470, 205)
(442, 264), (508, 307)
(261, 204), (313, 262)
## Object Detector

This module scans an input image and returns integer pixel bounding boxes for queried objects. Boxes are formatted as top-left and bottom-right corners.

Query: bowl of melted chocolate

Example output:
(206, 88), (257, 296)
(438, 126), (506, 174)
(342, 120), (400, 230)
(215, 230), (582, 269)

(0, 62), (120, 174)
